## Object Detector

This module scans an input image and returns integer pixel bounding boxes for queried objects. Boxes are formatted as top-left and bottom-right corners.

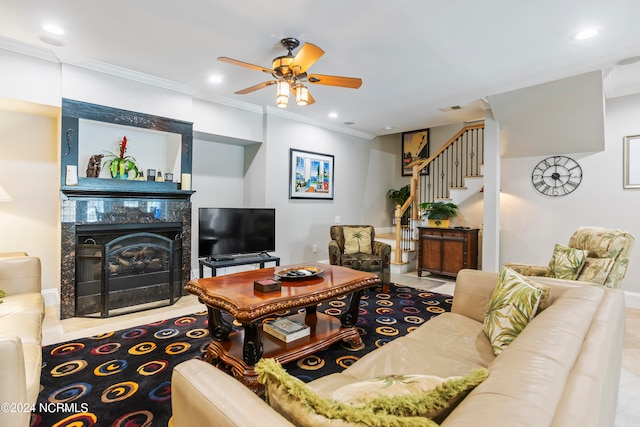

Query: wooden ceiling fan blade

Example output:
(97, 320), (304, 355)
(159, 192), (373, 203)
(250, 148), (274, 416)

(234, 81), (277, 94)
(290, 43), (324, 73)
(307, 91), (316, 105)
(218, 57), (273, 74)
(307, 74), (362, 89)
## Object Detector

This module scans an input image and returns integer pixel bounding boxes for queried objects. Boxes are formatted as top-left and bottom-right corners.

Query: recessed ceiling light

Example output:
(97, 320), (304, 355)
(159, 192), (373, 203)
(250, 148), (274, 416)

(40, 36), (64, 46)
(43, 24), (64, 35)
(617, 56), (640, 66)
(384, 125), (393, 130)
(439, 105), (462, 112)
(208, 75), (223, 84)
(572, 28), (599, 40)
(328, 112), (338, 118)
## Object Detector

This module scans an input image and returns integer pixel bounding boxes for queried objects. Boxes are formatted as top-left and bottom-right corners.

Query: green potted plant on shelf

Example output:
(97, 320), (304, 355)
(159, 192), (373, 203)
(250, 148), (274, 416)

(418, 201), (459, 228)
(388, 184), (411, 224)
(103, 136), (139, 179)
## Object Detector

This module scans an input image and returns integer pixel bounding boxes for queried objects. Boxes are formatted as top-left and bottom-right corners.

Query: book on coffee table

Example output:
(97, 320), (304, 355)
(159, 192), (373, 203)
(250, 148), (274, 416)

(263, 316), (310, 342)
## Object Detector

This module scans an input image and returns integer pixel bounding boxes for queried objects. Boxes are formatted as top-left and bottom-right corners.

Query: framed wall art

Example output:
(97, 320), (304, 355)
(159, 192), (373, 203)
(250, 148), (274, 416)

(402, 128), (430, 176)
(289, 148), (334, 199)
(623, 134), (640, 189)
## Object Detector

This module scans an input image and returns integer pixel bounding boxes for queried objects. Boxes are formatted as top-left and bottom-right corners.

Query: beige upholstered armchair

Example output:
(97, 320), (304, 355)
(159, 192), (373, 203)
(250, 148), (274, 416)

(506, 226), (634, 288)
(328, 225), (391, 290)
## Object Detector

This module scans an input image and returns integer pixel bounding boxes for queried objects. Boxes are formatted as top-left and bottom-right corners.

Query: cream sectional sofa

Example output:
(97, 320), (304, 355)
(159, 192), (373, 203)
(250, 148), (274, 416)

(0, 252), (45, 427)
(171, 268), (625, 427)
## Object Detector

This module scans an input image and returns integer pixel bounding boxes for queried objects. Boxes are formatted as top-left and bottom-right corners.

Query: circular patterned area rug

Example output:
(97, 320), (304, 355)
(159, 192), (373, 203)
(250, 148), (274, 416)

(31, 284), (452, 426)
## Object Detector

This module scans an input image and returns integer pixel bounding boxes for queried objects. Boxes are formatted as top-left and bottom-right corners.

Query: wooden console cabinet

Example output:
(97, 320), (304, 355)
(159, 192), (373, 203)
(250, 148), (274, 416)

(417, 227), (479, 277)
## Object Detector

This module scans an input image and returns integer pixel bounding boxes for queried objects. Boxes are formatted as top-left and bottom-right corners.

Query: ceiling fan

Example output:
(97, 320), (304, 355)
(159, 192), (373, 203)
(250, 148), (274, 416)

(218, 37), (362, 108)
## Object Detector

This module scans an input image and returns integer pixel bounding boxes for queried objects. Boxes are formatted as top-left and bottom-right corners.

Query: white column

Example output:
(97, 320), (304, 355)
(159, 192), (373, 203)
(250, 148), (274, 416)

(482, 112), (501, 272)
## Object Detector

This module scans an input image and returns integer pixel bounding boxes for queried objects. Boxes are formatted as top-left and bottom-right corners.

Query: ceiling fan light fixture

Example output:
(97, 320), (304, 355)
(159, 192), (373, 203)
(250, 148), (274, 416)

(218, 37), (361, 108)
(273, 56), (293, 77)
(276, 80), (290, 108)
(295, 85), (309, 106)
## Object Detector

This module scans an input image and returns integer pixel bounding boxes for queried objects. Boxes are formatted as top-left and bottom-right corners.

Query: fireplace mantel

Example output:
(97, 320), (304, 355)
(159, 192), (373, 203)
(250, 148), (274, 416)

(61, 177), (194, 199)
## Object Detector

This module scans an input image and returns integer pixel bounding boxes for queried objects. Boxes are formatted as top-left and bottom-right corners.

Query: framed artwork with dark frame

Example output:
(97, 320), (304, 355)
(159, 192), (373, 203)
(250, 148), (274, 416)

(624, 134), (640, 189)
(289, 148), (334, 199)
(402, 128), (430, 176)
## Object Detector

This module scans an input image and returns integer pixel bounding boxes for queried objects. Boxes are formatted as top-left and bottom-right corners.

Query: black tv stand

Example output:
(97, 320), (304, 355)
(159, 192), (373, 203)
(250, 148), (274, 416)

(199, 254), (280, 278)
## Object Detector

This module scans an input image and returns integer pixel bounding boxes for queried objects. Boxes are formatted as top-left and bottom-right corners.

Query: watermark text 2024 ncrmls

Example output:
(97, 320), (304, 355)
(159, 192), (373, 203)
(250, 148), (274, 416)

(1, 402), (89, 413)
(39, 402), (89, 413)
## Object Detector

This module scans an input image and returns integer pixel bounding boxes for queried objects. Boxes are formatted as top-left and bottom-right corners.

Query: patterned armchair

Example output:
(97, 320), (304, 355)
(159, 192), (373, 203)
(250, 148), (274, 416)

(328, 225), (391, 290)
(506, 226), (634, 288)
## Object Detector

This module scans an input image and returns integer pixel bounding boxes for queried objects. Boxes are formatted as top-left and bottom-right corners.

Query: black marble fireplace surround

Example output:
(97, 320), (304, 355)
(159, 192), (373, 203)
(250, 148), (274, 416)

(60, 198), (192, 319)
(59, 100), (194, 319)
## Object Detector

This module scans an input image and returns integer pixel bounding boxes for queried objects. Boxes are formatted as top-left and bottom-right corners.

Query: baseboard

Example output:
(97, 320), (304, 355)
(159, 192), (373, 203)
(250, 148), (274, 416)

(41, 288), (59, 307)
(625, 291), (640, 309)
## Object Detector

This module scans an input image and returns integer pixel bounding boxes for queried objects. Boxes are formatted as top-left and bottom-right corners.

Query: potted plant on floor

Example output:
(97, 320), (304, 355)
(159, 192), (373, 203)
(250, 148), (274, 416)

(418, 201), (459, 228)
(388, 184), (410, 224)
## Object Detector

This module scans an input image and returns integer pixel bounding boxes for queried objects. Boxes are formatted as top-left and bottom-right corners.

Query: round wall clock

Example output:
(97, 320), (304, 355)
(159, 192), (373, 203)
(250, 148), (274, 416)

(531, 155), (582, 196)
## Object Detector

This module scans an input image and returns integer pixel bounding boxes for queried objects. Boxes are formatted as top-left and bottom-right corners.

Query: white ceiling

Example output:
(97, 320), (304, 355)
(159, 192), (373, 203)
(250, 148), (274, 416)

(2, 0), (640, 137)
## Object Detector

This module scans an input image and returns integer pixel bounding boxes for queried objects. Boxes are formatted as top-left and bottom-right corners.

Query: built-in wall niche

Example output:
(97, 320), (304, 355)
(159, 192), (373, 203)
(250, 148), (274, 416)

(60, 98), (193, 198)
(79, 119), (182, 181)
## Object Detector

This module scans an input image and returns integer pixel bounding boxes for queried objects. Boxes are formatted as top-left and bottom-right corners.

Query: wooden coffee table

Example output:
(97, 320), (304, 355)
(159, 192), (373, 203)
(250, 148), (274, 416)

(185, 262), (381, 393)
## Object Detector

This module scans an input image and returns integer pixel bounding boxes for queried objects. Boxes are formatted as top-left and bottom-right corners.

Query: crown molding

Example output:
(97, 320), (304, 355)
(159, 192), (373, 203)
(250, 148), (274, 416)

(0, 36), (59, 63)
(193, 91), (264, 114)
(57, 54), (200, 96)
(264, 106), (375, 140)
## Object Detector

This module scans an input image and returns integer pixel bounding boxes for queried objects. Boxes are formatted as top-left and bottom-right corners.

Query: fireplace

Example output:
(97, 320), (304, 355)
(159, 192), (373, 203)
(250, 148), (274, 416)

(75, 223), (182, 317)
(58, 99), (194, 320)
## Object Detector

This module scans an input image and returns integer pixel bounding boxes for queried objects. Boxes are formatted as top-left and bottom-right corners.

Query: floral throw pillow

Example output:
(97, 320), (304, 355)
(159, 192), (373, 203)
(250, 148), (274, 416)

(483, 267), (544, 355)
(546, 243), (588, 280)
(343, 227), (372, 255)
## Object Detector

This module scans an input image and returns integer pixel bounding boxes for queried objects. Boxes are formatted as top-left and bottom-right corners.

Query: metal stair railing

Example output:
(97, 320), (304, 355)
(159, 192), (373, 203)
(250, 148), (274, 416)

(392, 123), (484, 264)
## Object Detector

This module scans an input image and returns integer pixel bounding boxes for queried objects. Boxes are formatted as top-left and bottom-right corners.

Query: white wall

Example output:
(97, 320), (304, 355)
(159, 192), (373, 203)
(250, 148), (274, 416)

(499, 92), (640, 294)
(61, 64), (193, 122)
(189, 139), (246, 274)
(0, 50), (61, 106)
(192, 97), (263, 143)
(490, 71), (606, 158)
(247, 114), (392, 264)
(0, 107), (60, 293)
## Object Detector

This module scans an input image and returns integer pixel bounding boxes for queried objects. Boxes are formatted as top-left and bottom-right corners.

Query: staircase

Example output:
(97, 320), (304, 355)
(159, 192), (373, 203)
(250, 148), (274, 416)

(391, 123), (485, 274)
(377, 231), (417, 275)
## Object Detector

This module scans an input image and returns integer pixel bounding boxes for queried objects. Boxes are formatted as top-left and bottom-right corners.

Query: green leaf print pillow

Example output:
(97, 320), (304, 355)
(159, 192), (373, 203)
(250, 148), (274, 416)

(483, 266), (544, 355)
(546, 243), (588, 280)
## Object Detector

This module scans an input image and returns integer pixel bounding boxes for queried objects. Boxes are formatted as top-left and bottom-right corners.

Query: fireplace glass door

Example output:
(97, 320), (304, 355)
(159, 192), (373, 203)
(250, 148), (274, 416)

(76, 226), (182, 317)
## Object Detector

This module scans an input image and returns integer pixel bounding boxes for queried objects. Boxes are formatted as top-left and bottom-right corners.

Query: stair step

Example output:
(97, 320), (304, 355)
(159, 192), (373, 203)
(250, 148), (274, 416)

(376, 233), (395, 240)
(391, 260), (416, 275)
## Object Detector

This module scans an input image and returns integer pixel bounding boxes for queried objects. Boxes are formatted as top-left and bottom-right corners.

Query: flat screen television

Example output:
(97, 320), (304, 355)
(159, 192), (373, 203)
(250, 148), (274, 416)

(198, 208), (276, 259)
